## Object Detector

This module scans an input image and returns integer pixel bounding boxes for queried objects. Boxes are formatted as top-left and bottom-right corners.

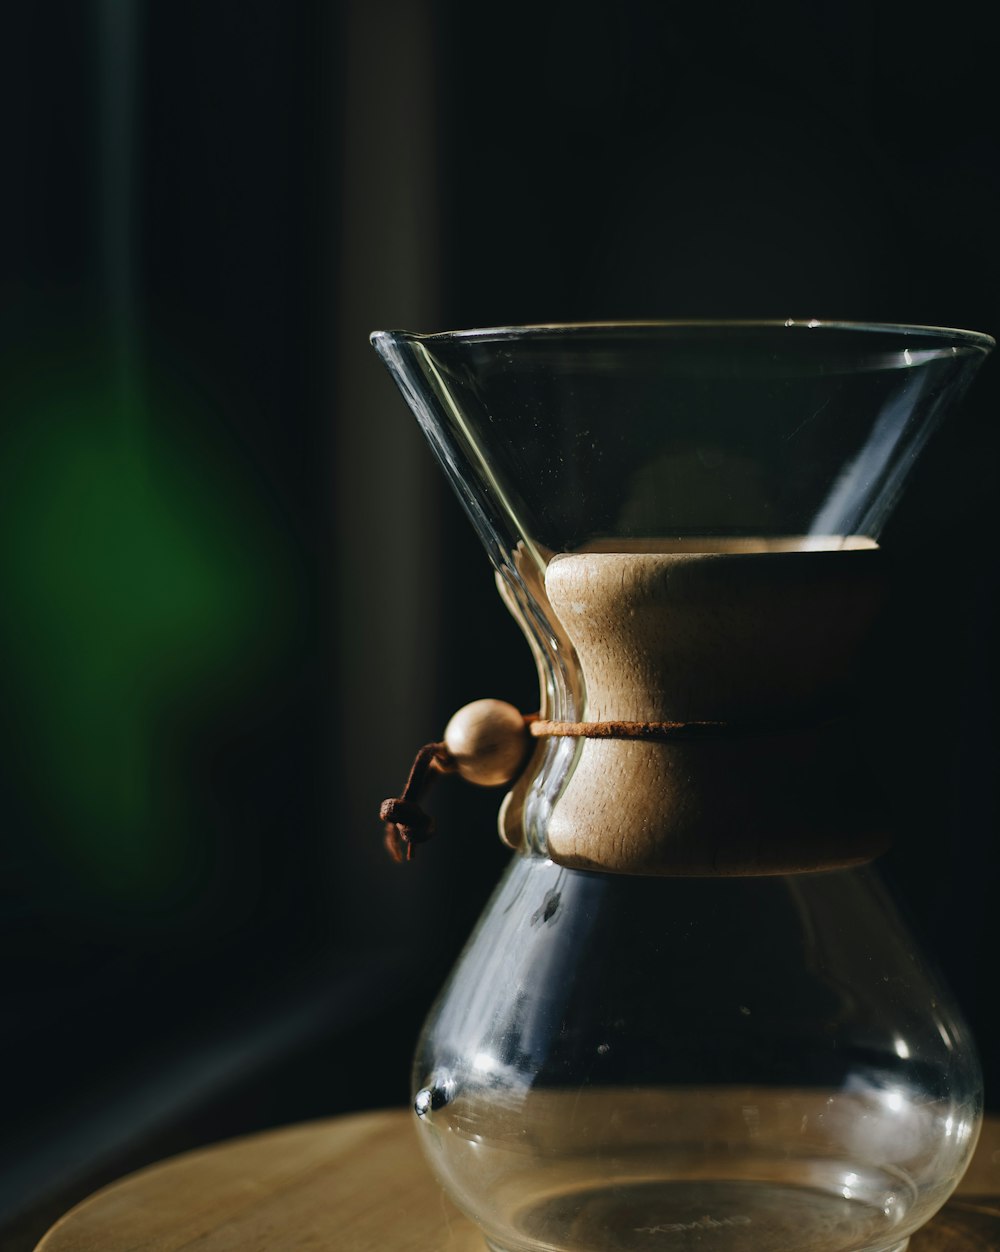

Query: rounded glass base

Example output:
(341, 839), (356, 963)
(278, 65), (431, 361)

(415, 856), (978, 1252)
(480, 1168), (913, 1252)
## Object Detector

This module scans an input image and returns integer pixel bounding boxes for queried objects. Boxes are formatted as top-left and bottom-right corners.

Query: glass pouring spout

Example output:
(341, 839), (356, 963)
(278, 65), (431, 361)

(371, 321), (993, 1252)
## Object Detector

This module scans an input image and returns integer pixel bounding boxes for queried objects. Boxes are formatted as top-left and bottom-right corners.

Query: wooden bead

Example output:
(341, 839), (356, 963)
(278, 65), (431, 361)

(443, 699), (528, 787)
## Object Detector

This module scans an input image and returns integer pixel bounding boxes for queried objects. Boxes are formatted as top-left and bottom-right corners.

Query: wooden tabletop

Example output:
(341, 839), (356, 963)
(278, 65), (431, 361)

(33, 1109), (1000, 1251)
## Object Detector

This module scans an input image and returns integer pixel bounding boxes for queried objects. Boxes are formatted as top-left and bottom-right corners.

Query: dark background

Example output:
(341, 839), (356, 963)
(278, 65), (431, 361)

(0, 1), (997, 1245)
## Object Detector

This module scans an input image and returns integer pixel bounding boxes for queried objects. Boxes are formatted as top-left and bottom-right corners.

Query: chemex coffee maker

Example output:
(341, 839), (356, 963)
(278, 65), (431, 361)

(373, 321), (993, 1252)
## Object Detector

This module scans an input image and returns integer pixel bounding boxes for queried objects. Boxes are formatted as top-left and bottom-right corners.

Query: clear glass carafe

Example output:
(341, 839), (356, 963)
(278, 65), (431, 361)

(371, 321), (993, 1252)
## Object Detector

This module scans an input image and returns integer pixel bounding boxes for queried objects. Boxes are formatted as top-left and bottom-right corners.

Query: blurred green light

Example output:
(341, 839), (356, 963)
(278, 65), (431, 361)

(0, 374), (297, 904)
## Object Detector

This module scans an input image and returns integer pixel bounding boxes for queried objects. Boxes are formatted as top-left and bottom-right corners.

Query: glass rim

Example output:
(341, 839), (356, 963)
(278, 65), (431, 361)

(372, 318), (995, 353)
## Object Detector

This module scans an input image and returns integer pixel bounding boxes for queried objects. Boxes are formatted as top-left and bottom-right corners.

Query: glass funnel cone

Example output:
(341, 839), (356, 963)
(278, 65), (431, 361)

(371, 321), (993, 1252)
(371, 320), (993, 558)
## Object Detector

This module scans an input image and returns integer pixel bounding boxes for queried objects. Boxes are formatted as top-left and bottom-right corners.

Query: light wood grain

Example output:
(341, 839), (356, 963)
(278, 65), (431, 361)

(543, 546), (888, 875)
(33, 1111), (481, 1252)
(32, 1110), (1000, 1252)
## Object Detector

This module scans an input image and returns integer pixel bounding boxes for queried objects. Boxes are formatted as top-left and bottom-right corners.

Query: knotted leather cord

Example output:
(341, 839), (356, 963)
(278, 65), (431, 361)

(379, 741), (456, 863)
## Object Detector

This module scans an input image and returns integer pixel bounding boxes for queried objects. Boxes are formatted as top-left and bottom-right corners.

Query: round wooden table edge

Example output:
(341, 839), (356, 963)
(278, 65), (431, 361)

(32, 1108), (412, 1252)
(31, 1109), (1000, 1252)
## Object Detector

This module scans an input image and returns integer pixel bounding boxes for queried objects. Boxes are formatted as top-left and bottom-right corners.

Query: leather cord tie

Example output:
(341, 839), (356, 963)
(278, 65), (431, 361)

(529, 717), (731, 741)
(528, 710), (843, 740)
(381, 703), (841, 861)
